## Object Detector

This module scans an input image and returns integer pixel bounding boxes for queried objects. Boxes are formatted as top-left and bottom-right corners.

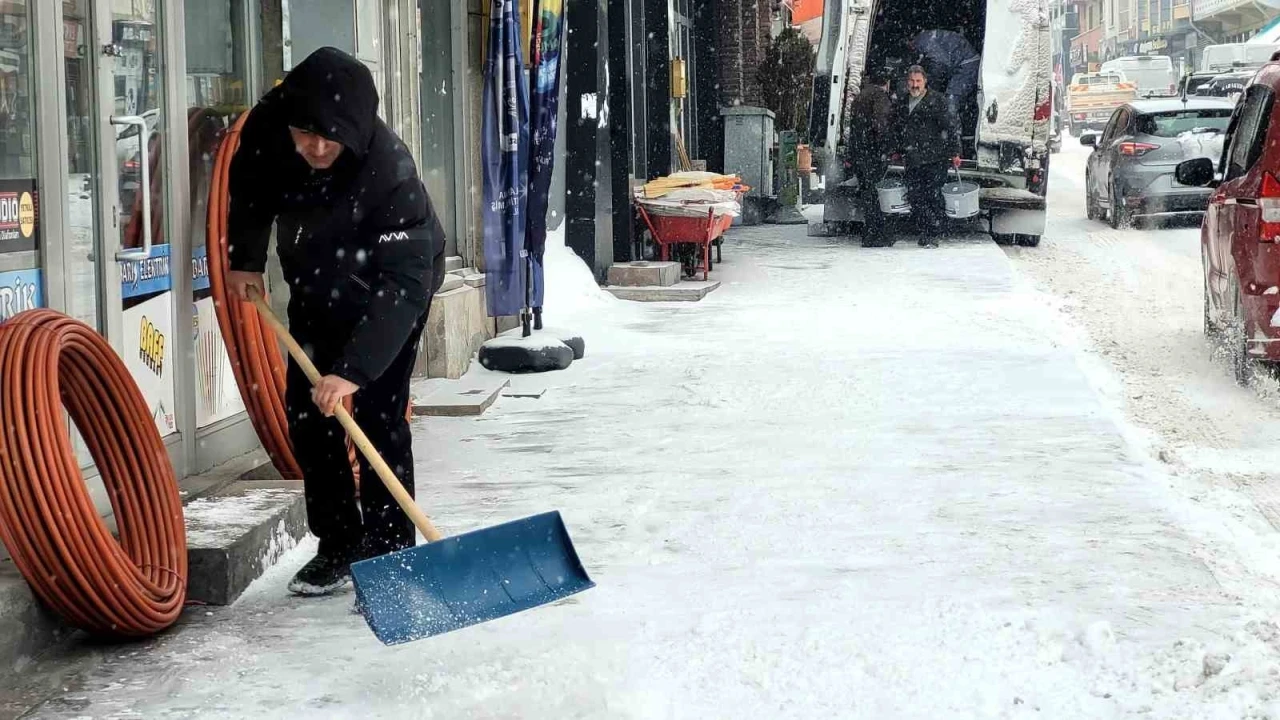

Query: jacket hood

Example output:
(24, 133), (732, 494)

(278, 47), (379, 157)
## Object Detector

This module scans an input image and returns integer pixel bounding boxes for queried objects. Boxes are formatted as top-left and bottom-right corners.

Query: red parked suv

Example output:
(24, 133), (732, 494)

(1178, 57), (1280, 383)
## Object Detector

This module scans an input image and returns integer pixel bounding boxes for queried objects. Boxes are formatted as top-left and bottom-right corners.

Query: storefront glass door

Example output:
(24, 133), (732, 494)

(62, 0), (177, 468)
(186, 0), (253, 437)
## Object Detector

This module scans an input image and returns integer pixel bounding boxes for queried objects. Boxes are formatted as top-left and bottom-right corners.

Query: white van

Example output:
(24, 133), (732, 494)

(1099, 56), (1177, 97)
(1199, 43), (1280, 73)
(808, 0), (1053, 246)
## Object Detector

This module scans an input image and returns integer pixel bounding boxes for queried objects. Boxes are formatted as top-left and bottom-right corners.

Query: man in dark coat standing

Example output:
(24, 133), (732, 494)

(225, 47), (447, 596)
(844, 68), (896, 247)
(897, 65), (962, 248)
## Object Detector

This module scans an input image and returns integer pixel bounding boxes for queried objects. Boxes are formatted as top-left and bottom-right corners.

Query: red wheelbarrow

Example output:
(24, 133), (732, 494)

(635, 203), (736, 281)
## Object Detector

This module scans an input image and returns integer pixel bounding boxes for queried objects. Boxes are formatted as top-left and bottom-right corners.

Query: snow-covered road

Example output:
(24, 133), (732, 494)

(20, 149), (1280, 718)
(1007, 142), (1280, 477)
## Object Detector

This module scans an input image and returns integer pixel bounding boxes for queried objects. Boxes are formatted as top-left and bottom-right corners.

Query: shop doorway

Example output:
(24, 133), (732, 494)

(59, 0), (179, 478)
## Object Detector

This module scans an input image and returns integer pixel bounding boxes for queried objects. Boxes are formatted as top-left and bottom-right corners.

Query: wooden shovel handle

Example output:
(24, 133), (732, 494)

(247, 287), (444, 542)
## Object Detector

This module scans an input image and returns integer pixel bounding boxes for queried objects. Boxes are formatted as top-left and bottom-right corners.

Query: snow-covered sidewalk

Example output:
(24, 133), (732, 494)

(21, 224), (1280, 718)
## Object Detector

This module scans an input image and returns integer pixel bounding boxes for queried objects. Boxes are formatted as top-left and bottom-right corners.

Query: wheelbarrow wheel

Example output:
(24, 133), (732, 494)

(676, 243), (697, 279)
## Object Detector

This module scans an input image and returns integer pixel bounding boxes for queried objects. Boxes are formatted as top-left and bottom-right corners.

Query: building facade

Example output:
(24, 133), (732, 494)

(1193, 0), (1277, 47)
(1052, 0), (1082, 84)
(1080, 0), (1278, 75)
(1071, 0), (1106, 74)
(0, 0), (731, 512)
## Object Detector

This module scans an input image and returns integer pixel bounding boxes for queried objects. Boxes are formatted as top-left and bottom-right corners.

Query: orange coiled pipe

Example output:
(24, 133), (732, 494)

(206, 111), (304, 480)
(0, 310), (186, 636)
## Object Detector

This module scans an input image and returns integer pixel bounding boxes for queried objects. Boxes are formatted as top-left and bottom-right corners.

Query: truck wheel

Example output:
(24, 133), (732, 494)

(1015, 234), (1042, 247)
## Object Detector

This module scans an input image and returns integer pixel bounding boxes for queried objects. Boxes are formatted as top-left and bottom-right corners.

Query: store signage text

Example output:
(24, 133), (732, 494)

(0, 180), (39, 254)
(138, 316), (166, 377)
(120, 243), (173, 299)
(1137, 38), (1169, 54)
(0, 269), (43, 323)
(192, 244), (210, 292)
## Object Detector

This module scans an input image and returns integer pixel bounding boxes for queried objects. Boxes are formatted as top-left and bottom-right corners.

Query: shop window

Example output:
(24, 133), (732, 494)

(186, 0), (253, 429)
(0, 0), (43, 325)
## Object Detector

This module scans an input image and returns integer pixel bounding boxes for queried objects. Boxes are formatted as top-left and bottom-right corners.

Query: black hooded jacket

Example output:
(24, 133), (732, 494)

(228, 47), (446, 388)
(845, 83), (894, 168)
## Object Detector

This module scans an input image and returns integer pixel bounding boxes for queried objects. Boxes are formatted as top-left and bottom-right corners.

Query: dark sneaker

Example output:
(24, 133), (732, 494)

(287, 553), (352, 596)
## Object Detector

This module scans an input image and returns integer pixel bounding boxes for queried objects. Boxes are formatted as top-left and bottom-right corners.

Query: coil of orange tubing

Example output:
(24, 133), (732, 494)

(0, 310), (186, 636)
(205, 110), (304, 480)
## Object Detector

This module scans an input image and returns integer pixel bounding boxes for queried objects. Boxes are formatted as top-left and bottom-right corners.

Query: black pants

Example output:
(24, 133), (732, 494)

(285, 308), (427, 561)
(904, 162), (949, 238)
(854, 157), (889, 246)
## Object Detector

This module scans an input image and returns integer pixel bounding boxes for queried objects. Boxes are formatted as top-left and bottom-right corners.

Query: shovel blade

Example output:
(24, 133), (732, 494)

(350, 511), (594, 645)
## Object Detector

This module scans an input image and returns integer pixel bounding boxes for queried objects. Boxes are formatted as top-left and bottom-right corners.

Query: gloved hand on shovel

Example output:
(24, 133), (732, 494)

(227, 270), (357, 418)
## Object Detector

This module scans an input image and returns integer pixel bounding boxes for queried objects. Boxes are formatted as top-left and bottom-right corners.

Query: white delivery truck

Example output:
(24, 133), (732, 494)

(807, 0), (1053, 247)
(1099, 55), (1177, 97)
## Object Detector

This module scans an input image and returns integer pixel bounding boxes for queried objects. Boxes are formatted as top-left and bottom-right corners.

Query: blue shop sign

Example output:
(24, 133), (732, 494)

(120, 243), (173, 299)
(0, 267), (44, 322)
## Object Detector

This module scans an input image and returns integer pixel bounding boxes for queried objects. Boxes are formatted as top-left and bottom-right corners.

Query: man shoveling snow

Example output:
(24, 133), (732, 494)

(224, 47), (447, 596)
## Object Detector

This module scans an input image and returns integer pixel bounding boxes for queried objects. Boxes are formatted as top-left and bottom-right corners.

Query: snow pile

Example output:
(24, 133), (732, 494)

(1177, 129), (1227, 163)
(183, 489), (303, 548)
(481, 331), (569, 352)
(541, 225), (617, 317)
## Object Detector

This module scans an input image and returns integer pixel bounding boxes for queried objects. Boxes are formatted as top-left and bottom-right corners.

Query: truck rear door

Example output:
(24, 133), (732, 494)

(977, 0), (1051, 165)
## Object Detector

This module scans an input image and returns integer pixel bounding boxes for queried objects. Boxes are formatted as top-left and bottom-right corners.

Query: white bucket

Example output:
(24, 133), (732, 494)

(942, 169), (980, 219)
(875, 179), (911, 214)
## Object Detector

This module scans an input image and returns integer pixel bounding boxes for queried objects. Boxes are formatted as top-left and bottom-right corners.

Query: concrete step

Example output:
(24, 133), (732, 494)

(605, 280), (722, 302)
(0, 562), (75, 679)
(0, 451), (306, 680)
(184, 476), (307, 606)
(607, 261), (680, 288)
(411, 378), (510, 417)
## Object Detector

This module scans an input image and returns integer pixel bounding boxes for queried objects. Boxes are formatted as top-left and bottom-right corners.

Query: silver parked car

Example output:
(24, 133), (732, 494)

(1082, 97), (1235, 228)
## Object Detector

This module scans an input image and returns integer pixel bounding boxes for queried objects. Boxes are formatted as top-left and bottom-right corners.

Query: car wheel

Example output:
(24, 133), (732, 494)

(1015, 234), (1041, 247)
(991, 233), (1016, 246)
(1204, 281), (1215, 339)
(1086, 183), (1103, 221)
(1108, 182), (1130, 229)
(1227, 276), (1256, 386)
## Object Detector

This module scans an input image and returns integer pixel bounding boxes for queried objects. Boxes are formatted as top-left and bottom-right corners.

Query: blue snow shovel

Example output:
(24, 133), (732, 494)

(249, 289), (595, 645)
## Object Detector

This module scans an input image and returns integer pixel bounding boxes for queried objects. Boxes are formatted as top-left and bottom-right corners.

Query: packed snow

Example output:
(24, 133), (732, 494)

(1176, 129), (1227, 162)
(19, 144), (1280, 719)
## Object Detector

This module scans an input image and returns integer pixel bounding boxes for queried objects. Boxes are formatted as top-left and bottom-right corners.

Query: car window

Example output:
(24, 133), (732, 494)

(1224, 85), (1275, 181)
(1135, 109), (1233, 137)
(1101, 108), (1125, 144)
(1105, 109), (1131, 144)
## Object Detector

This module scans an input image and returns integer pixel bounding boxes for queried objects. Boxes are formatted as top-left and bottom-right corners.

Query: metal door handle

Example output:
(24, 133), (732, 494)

(110, 115), (152, 261)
